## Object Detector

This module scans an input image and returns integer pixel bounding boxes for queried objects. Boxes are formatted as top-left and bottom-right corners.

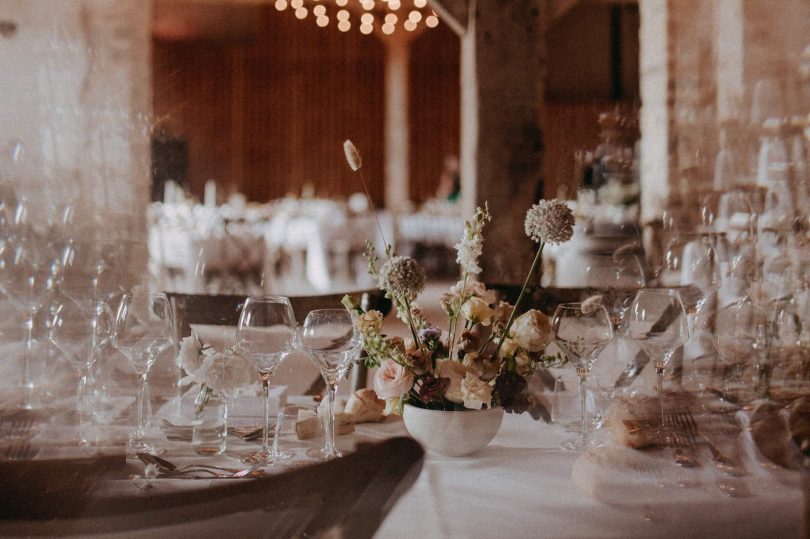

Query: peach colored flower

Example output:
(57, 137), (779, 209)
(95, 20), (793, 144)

(373, 359), (415, 400)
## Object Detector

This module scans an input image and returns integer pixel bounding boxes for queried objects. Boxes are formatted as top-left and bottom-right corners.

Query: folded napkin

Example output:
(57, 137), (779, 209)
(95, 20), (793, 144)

(604, 392), (697, 448)
(741, 396), (810, 471)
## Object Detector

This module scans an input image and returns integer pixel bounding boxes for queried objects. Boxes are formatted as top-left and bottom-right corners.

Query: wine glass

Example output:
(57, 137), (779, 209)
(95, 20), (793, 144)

(626, 288), (688, 445)
(113, 291), (175, 455)
(300, 309), (362, 459)
(0, 230), (59, 409)
(236, 295), (297, 465)
(551, 302), (613, 451)
(583, 250), (646, 331)
(50, 297), (114, 444)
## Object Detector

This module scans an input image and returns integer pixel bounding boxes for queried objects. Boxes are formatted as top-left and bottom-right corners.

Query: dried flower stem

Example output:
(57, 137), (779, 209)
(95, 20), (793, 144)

(357, 168), (389, 249)
(492, 243), (545, 359)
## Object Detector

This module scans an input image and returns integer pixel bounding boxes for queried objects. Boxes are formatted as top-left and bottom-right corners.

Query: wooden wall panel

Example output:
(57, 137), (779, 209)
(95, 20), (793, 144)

(152, 6), (387, 205)
(543, 100), (621, 199)
(409, 24), (461, 203)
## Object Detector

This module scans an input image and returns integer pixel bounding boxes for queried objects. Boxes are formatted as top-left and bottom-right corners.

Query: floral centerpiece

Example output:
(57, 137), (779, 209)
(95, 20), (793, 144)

(176, 335), (256, 410)
(340, 140), (574, 418)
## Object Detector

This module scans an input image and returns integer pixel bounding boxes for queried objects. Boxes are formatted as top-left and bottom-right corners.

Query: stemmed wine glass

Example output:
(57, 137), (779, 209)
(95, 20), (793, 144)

(236, 295), (297, 465)
(552, 303), (613, 451)
(626, 288), (688, 445)
(583, 250), (646, 331)
(300, 309), (362, 459)
(113, 291), (175, 455)
(0, 228), (59, 409)
(50, 297), (114, 444)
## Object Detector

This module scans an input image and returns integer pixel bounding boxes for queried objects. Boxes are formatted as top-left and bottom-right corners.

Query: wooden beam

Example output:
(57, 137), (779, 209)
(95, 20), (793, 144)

(429, 0), (468, 36)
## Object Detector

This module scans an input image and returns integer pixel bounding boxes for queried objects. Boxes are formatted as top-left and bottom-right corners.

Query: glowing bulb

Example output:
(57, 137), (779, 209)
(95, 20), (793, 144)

(313, 4), (326, 16)
(382, 22), (394, 34)
(404, 20), (416, 31)
(337, 9), (350, 21)
(291, 0), (303, 8)
(295, 6), (308, 19)
(361, 13), (374, 24)
(388, 0), (400, 9)
(385, 13), (397, 24)
(338, 20), (351, 32)
(362, 0), (374, 10)
(360, 23), (373, 35)
(408, 10), (421, 22)
(414, 0), (427, 7)
(336, 0), (348, 5)
(316, 15), (329, 27)
(274, 0), (288, 11)
(425, 14), (438, 27)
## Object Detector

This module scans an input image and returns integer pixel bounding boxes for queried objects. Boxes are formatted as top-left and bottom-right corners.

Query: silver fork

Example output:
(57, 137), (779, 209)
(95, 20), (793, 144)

(676, 408), (746, 477)
(664, 410), (699, 469)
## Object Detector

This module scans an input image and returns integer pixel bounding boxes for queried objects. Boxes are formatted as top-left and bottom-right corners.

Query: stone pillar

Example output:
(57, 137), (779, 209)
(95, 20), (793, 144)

(0, 0), (151, 249)
(457, 0), (547, 285)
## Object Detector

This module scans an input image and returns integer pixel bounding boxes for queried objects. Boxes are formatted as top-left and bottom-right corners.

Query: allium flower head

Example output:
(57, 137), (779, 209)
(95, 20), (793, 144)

(524, 199), (575, 245)
(378, 255), (426, 302)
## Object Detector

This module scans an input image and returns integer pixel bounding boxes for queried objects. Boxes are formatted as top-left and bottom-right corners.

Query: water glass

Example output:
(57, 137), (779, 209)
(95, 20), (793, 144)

(191, 390), (228, 456)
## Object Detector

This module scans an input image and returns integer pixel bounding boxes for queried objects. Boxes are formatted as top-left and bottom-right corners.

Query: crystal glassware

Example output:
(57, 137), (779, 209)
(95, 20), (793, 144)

(236, 295), (297, 465)
(300, 309), (361, 459)
(113, 291), (175, 455)
(50, 297), (114, 444)
(0, 228), (60, 409)
(552, 302), (613, 451)
(626, 288), (688, 445)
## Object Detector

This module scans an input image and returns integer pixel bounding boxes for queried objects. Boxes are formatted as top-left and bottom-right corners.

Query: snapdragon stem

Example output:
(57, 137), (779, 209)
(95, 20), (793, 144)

(447, 272), (470, 360)
(493, 243), (544, 360)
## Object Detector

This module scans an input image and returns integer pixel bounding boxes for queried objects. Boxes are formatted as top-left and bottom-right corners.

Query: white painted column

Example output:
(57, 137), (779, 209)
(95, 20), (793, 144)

(638, 0), (670, 226)
(384, 37), (411, 212)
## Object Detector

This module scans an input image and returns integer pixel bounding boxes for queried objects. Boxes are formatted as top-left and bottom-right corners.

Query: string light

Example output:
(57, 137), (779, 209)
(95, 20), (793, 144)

(278, 1), (439, 36)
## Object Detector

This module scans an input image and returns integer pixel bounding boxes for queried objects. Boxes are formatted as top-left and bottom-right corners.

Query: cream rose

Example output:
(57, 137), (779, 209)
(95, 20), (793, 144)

(435, 358), (468, 403)
(461, 373), (493, 410)
(177, 335), (204, 377)
(357, 310), (383, 335)
(199, 347), (256, 397)
(461, 296), (495, 325)
(373, 359), (415, 400)
(451, 279), (497, 305)
(510, 309), (553, 352)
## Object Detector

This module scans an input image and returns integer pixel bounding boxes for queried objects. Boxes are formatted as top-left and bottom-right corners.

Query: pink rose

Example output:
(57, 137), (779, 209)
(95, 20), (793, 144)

(373, 359), (415, 400)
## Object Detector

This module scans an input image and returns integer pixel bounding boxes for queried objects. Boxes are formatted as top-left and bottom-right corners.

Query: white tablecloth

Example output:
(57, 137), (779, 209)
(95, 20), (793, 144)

(372, 413), (802, 539)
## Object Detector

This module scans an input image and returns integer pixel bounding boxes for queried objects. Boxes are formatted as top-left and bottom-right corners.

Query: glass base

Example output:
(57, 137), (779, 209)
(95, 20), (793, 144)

(128, 437), (165, 456)
(560, 436), (603, 452)
(241, 448), (273, 466)
(306, 447), (343, 460)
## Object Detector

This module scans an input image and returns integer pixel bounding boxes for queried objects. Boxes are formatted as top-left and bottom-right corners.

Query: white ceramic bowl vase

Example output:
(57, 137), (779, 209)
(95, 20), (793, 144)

(401, 404), (504, 457)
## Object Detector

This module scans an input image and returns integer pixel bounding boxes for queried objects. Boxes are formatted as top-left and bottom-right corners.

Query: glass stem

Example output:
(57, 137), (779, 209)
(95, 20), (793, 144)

(136, 372), (149, 440)
(577, 367), (589, 444)
(20, 311), (35, 409)
(324, 379), (337, 456)
(655, 360), (665, 432)
(261, 376), (271, 454)
(78, 369), (90, 444)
